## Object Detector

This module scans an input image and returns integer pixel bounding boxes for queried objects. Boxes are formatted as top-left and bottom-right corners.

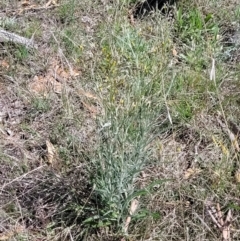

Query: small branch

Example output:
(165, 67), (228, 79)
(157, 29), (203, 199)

(0, 29), (37, 49)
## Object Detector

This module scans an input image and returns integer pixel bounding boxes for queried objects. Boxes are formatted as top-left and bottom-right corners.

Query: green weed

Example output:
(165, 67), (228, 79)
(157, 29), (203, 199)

(57, 0), (76, 24)
(61, 29), (83, 58)
(14, 45), (29, 60)
(31, 97), (51, 113)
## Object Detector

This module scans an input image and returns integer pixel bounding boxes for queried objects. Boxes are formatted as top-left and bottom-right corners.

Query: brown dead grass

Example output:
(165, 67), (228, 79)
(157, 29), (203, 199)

(0, 1), (102, 240)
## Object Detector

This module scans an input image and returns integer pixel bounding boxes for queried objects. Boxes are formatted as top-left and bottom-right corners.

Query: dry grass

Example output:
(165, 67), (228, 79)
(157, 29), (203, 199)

(1, 0), (240, 240)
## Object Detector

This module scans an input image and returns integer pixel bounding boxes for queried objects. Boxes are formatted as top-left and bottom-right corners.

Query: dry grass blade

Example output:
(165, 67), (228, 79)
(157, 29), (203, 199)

(206, 201), (222, 229)
(234, 169), (240, 183)
(123, 198), (139, 234)
(46, 140), (56, 165)
(228, 130), (240, 152)
(222, 210), (232, 241)
(206, 202), (232, 241)
(45, 0), (58, 7)
(210, 58), (216, 81)
(216, 116), (240, 152)
(216, 203), (224, 227)
(183, 168), (201, 180)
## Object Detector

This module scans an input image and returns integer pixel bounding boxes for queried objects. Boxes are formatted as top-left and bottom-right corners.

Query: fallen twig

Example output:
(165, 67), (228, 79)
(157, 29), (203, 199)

(0, 29), (37, 49)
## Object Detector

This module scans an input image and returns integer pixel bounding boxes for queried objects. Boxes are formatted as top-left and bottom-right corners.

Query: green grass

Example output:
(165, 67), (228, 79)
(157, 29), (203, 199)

(0, 0), (240, 240)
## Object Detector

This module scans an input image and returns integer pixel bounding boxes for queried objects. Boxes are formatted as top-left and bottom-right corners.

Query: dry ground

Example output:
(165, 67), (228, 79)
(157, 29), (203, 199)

(1, 0), (240, 240)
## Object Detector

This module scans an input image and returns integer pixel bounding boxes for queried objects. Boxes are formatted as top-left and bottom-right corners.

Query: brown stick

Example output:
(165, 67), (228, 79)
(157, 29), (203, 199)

(0, 29), (37, 49)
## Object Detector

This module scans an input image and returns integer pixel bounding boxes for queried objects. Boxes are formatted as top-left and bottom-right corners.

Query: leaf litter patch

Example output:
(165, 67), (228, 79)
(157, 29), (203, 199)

(28, 58), (80, 95)
(4, 0), (59, 16)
